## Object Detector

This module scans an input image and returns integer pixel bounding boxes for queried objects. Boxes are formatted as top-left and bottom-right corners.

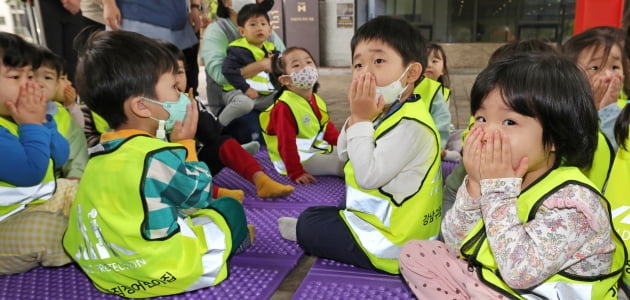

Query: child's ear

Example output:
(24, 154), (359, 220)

(128, 96), (153, 118)
(406, 62), (423, 83)
(238, 26), (246, 37)
(278, 74), (291, 87)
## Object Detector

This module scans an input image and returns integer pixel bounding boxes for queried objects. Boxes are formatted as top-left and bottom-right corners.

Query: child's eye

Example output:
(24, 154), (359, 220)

(589, 65), (599, 71)
(45, 75), (55, 81)
(353, 63), (363, 69)
(374, 58), (385, 64)
(613, 65), (622, 70)
(474, 116), (486, 123)
(502, 119), (516, 126)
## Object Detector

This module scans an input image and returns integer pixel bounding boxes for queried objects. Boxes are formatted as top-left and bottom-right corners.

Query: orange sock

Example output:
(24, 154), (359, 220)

(253, 173), (294, 198)
(216, 187), (245, 203)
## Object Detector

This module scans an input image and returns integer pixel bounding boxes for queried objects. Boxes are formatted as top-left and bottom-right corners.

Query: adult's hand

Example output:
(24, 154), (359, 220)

(103, 0), (122, 30)
(61, 0), (80, 15)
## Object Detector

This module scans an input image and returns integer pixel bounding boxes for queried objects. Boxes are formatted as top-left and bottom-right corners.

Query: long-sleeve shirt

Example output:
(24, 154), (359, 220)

(599, 102), (622, 151)
(48, 102), (88, 179)
(337, 114), (435, 204)
(442, 177), (614, 289)
(266, 95), (340, 180)
(222, 43), (275, 93)
(200, 18), (285, 86)
(100, 129), (211, 239)
(0, 115), (69, 187)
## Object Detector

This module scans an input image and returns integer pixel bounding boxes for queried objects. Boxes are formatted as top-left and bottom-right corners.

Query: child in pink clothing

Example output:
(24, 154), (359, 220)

(399, 53), (625, 299)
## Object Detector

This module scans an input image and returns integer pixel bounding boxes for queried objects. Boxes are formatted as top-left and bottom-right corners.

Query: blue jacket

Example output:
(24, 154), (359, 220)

(117, 0), (188, 30)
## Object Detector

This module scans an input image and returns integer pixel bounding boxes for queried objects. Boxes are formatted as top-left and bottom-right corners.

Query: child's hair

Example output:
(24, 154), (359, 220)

(270, 46), (319, 95)
(158, 40), (186, 63)
(0, 32), (40, 70)
(560, 26), (629, 88)
(471, 53), (599, 169)
(36, 46), (64, 78)
(350, 16), (427, 86)
(237, 4), (270, 27)
(615, 29), (630, 151)
(427, 43), (450, 87)
(74, 30), (178, 130)
(489, 39), (556, 65)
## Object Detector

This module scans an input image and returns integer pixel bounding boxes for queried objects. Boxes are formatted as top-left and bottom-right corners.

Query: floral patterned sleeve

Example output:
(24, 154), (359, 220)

(442, 176), (484, 254)
(480, 178), (614, 290)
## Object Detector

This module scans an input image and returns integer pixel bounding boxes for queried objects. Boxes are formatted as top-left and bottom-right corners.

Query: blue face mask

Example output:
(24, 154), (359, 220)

(142, 92), (189, 138)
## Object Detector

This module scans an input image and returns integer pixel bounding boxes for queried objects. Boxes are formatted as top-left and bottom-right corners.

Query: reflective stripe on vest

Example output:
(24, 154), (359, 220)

(222, 38), (275, 94)
(462, 167), (625, 299)
(413, 77), (445, 112)
(260, 90), (332, 174)
(606, 133), (630, 286)
(0, 117), (56, 220)
(62, 135), (231, 298)
(340, 97), (443, 274)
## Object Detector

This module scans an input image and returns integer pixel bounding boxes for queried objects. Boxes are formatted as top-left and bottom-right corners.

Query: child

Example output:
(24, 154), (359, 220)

(400, 53), (625, 299)
(62, 30), (252, 298)
(260, 46), (344, 184)
(52, 70), (84, 128)
(424, 43), (450, 100)
(413, 44), (454, 161)
(160, 39), (294, 198)
(278, 16), (443, 275)
(33, 47), (88, 180)
(0, 32), (73, 275)
(219, 3), (278, 128)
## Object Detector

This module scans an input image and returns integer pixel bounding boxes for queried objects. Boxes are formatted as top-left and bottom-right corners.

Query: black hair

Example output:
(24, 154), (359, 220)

(236, 4), (270, 27)
(217, 0), (275, 19)
(350, 16), (427, 86)
(270, 46), (319, 97)
(427, 43), (450, 87)
(0, 32), (40, 70)
(36, 46), (64, 77)
(616, 28), (630, 150)
(470, 53), (599, 169)
(488, 39), (557, 65)
(157, 40), (186, 63)
(74, 30), (178, 130)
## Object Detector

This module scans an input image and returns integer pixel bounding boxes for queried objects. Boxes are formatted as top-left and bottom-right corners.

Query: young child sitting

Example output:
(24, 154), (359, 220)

(278, 16), (443, 275)
(160, 40), (294, 198)
(33, 47), (88, 180)
(260, 46), (344, 184)
(219, 3), (278, 128)
(400, 53), (625, 299)
(62, 30), (253, 298)
(0, 32), (73, 275)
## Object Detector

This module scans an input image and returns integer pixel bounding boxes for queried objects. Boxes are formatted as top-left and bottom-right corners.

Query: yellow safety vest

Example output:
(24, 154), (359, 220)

(582, 130), (614, 191)
(91, 110), (110, 135)
(461, 167), (625, 299)
(52, 101), (72, 137)
(63, 135), (232, 298)
(340, 96), (443, 274)
(0, 117), (56, 219)
(606, 132), (630, 286)
(413, 77), (448, 112)
(259, 90), (332, 174)
(222, 38), (275, 95)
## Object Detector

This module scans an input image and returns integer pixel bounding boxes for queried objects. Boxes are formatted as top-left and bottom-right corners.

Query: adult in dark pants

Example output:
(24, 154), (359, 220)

(39, 0), (83, 81)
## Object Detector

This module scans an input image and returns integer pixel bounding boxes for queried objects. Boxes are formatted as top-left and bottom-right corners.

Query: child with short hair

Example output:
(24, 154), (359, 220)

(219, 3), (278, 128)
(0, 32), (72, 275)
(278, 16), (443, 275)
(160, 40), (294, 198)
(62, 30), (252, 298)
(33, 47), (88, 180)
(261, 46), (344, 184)
(400, 53), (625, 299)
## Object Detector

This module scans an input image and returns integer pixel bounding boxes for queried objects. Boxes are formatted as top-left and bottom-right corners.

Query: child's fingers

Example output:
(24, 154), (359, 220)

(514, 156), (529, 178)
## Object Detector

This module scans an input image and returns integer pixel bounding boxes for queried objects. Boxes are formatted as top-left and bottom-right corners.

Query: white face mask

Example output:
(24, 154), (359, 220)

(375, 65), (411, 105)
(232, 0), (255, 13)
(284, 65), (319, 90)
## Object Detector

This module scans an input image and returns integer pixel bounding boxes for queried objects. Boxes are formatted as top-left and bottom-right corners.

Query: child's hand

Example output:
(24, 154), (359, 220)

(61, 85), (77, 107)
(462, 126), (483, 198)
(347, 73), (384, 125)
(479, 130), (528, 180)
(170, 90), (198, 141)
(295, 172), (317, 185)
(245, 87), (258, 100)
(591, 73), (623, 110)
(7, 81), (47, 125)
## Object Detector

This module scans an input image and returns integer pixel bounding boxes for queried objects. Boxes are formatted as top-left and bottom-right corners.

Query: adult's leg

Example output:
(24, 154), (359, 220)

(297, 206), (376, 271)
